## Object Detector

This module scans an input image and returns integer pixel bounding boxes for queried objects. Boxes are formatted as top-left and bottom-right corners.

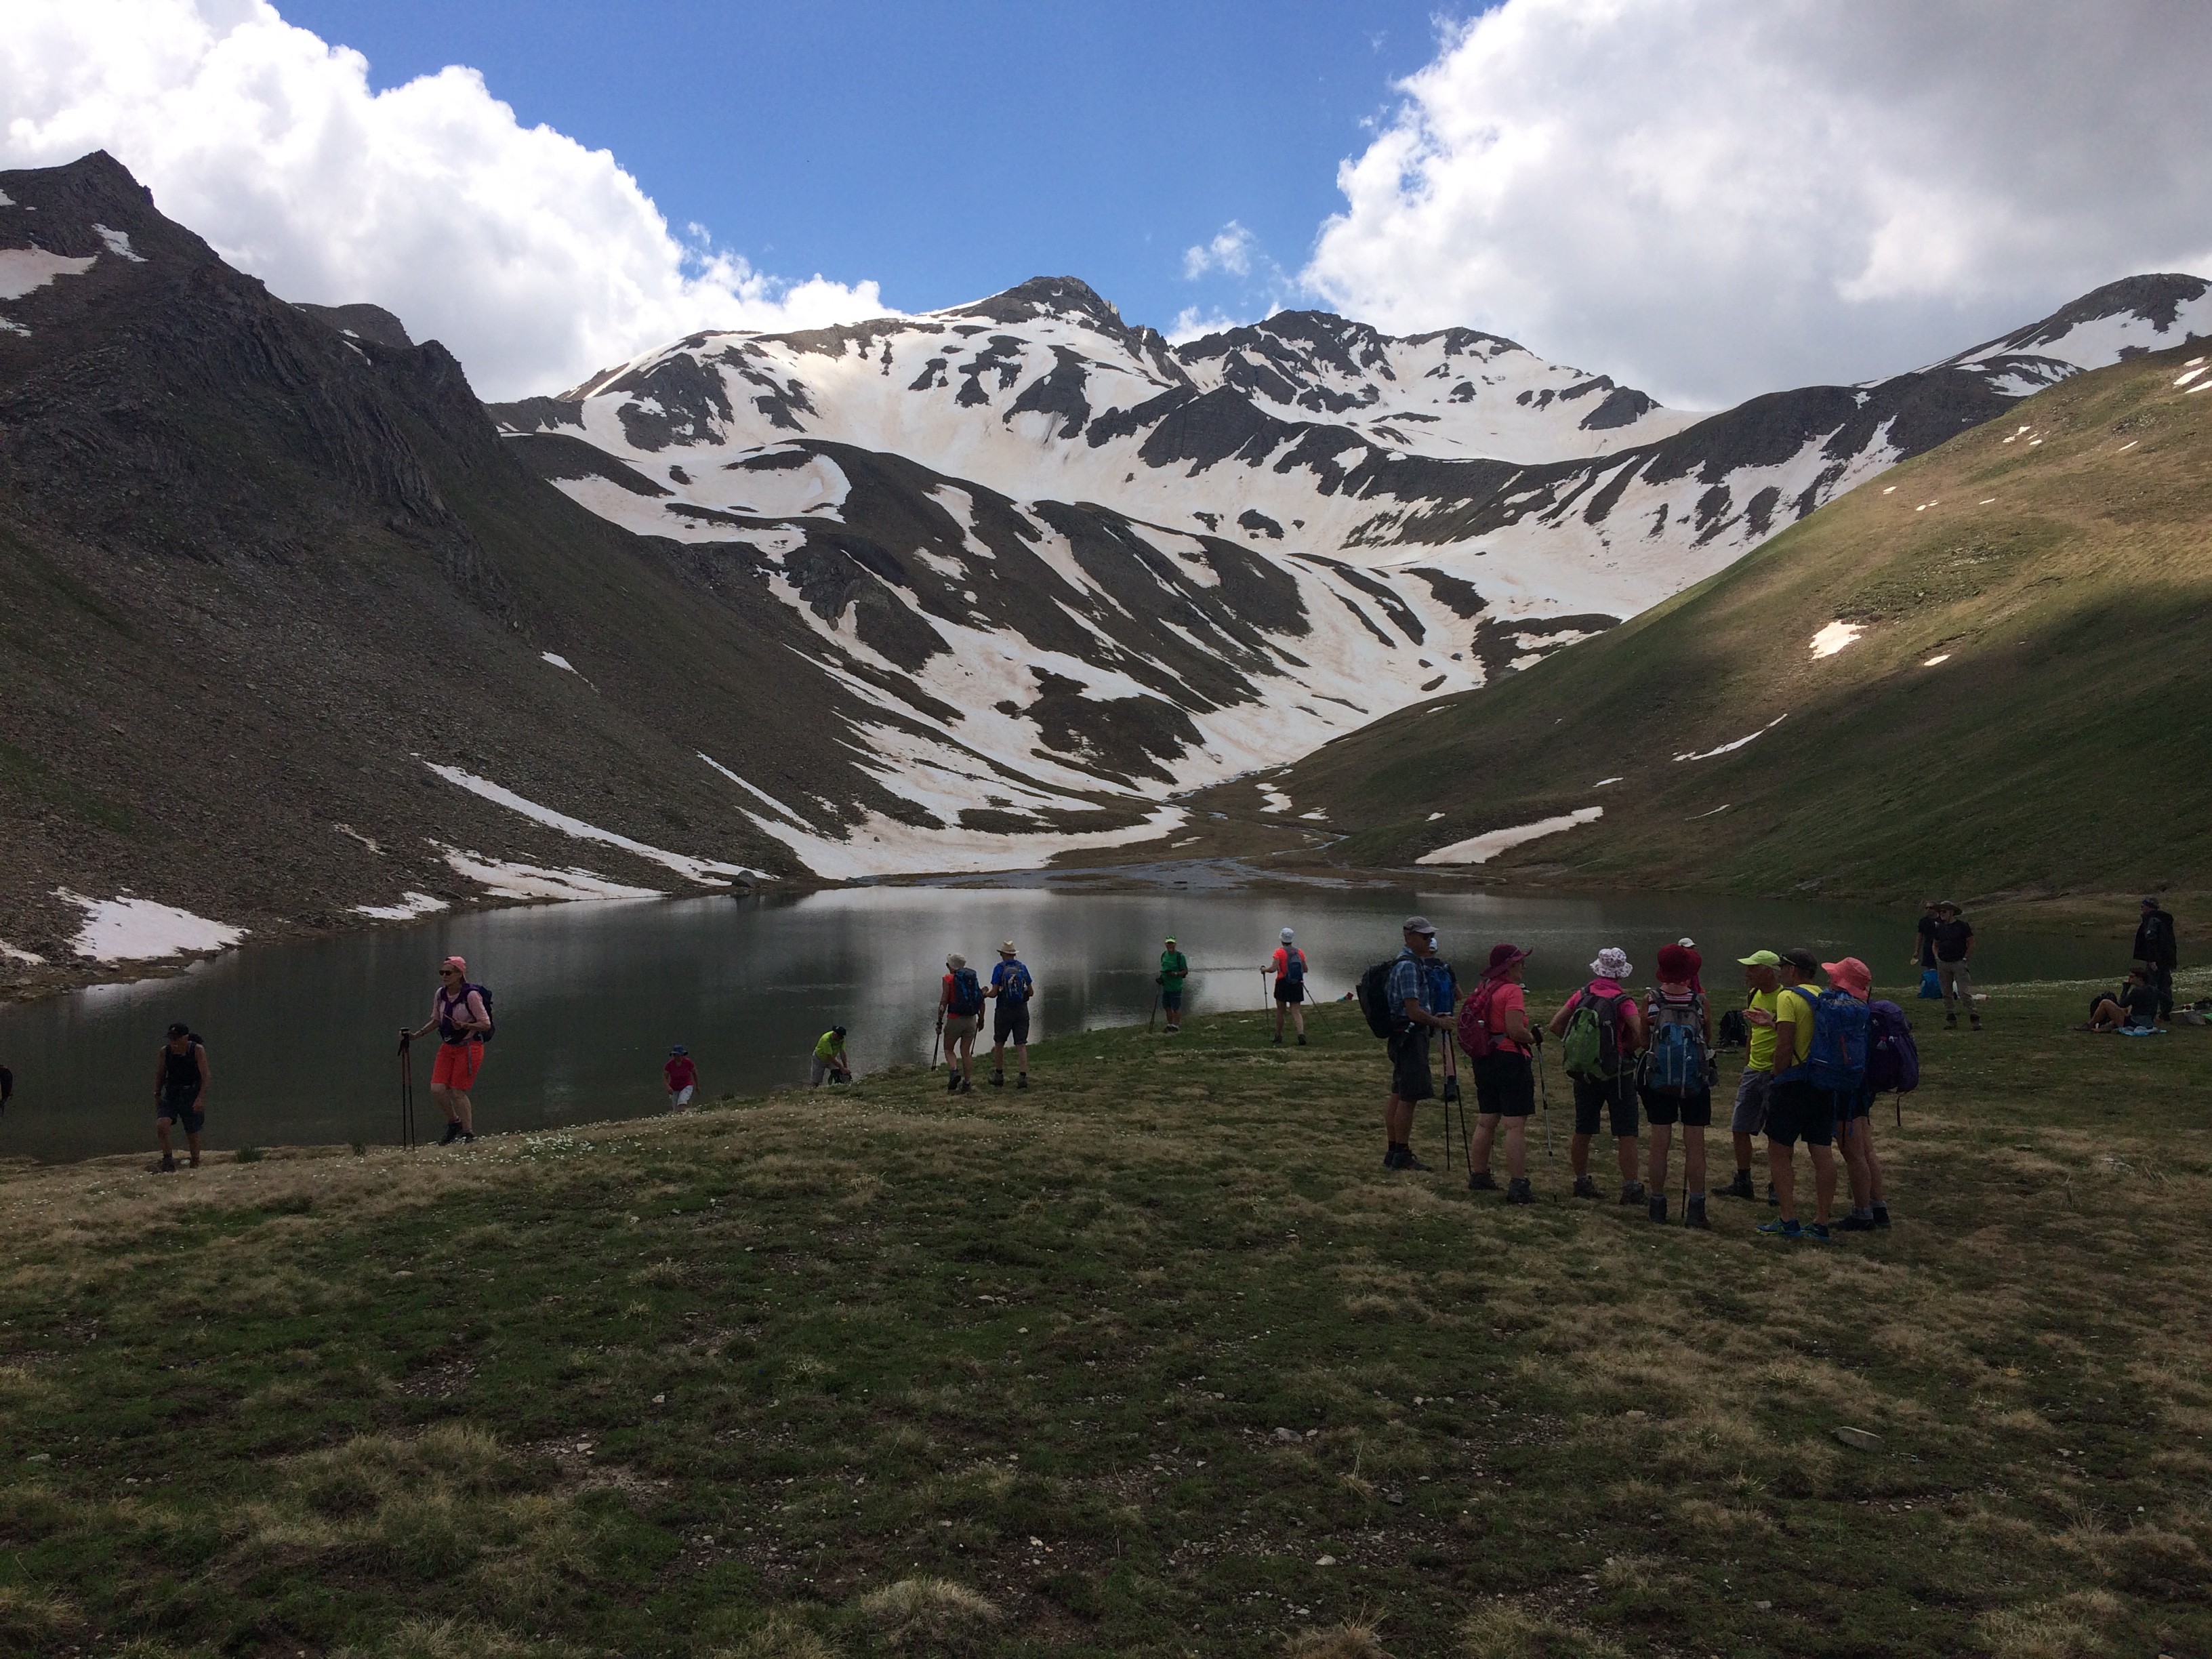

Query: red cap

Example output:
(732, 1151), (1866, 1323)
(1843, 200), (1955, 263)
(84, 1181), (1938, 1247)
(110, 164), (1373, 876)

(1486, 942), (1530, 974)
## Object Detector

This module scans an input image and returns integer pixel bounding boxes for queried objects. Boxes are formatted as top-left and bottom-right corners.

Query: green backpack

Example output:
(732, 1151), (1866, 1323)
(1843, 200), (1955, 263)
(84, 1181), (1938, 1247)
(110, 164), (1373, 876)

(1561, 987), (1628, 1082)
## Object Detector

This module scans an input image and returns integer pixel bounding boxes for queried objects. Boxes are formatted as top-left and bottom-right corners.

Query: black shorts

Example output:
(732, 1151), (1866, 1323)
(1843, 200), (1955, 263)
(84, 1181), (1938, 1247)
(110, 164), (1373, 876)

(1639, 1084), (1712, 1128)
(994, 1001), (1031, 1045)
(1835, 1086), (1873, 1124)
(158, 1089), (205, 1134)
(1472, 1050), (1534, 1118)
(1572, 1073), (1638, 1137)
(1766, 1078), (1835, 1148)
(1388, 1027), (1433, 1103)
(1160, 986), (1183, 1010)
(1275, 980), (1306, 1004)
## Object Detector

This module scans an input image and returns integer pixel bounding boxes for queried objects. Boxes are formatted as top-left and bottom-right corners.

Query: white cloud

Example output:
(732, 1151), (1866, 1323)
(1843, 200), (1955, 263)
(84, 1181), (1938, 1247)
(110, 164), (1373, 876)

(1182, 220), (1257, 281)
(1166, 304), (1251, 344)
(0, 0), (892, 398)
(1304, 0), (2212, 407)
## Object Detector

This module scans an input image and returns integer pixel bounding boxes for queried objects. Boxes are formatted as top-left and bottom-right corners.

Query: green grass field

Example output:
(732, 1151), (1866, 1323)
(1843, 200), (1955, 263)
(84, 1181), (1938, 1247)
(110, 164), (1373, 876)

(4, 982), (2210, 1658)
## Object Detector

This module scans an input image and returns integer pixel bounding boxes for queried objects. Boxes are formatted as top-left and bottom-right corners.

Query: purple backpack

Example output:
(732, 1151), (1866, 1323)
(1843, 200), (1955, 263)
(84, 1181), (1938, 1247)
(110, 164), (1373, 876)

(1866, 1000), (1919, 1094)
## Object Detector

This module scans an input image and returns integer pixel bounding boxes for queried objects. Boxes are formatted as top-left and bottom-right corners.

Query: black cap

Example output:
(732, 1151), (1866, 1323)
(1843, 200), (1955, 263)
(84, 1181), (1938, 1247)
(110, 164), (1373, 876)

(166, 1022), (192, 1040)
(833, 1025), (848, 1038)
(1783, 947), (1820, 978)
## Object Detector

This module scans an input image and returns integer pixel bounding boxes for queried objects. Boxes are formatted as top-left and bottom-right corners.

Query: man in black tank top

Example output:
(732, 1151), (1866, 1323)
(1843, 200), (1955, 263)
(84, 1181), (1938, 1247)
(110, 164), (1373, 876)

(152, 1022), (209, 1170)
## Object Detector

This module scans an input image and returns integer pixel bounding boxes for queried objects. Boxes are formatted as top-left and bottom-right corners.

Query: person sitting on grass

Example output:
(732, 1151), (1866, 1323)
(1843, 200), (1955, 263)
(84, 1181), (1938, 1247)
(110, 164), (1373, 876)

(1757, 949), (1839, 1242)
(2084, 968), (2161, 1033)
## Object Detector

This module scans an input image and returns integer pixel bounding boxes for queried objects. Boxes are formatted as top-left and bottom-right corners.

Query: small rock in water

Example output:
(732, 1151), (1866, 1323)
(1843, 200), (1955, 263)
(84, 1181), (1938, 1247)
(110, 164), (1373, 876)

(1835, 1427), (1883, 1452)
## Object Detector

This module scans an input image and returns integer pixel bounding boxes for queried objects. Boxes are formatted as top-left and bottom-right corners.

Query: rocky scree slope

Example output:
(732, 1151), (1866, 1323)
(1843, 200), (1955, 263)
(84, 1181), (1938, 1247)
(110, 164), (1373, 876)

(1271, 342), (2212, 904)
(3, 155), (1155, 984)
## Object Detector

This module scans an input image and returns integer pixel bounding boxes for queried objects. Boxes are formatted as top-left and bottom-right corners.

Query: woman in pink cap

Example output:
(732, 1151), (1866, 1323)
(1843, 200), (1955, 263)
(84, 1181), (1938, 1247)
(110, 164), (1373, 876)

(1822, 956), (1887, 1231)
(404, 956), (491, 1145)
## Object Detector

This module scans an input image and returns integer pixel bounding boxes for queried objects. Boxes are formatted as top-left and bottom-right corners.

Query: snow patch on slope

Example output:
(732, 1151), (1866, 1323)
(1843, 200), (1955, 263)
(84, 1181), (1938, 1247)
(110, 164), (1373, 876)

(55, 890), (247, 960)
(0, 248), (97, 300)
(1417, 807), (1603, 865)
(424, 763), (767, 886)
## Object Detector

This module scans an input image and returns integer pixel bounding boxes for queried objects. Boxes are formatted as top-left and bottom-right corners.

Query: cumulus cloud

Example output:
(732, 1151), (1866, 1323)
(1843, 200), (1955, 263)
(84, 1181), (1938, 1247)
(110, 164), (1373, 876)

(0, 0), (891, 398)
(1182, 221), (1257, 281)
(1305, 0), (2212, 407)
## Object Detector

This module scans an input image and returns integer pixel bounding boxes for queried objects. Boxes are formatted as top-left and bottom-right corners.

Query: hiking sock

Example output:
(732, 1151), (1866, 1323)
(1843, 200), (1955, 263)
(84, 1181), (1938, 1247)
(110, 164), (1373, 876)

(1384, 1142), (1407, 1170)
(1765, 1183), (1778, 1206)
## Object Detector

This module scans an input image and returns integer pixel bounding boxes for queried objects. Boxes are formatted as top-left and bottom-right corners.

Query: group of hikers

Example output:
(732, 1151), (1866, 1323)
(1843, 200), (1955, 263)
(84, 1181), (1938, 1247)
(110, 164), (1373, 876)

(5, 892), (2182, 1172)
(1368, 916), (1909, 1240)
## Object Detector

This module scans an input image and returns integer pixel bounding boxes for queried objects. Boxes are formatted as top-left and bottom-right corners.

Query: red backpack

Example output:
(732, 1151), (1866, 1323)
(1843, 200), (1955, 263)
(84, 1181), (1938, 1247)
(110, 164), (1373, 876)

(1457, 981), (1505, 1059)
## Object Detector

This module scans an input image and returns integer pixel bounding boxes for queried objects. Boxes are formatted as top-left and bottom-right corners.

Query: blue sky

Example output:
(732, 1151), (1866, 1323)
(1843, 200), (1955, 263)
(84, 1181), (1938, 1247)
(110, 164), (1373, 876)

(280, 0), (1473, 336)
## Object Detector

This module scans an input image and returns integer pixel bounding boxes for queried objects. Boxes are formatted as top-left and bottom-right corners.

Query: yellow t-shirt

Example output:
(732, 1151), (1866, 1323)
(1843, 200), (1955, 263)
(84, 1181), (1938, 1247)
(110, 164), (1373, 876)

(1745, 988), (1780, 1069)
(1773, 983), (1819, 1072)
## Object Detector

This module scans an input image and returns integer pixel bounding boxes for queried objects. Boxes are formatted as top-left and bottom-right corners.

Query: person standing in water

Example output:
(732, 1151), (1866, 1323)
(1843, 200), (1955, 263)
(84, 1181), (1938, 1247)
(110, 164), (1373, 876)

(403, 956), (489, 1145)
(152, 1023), (209, 1171)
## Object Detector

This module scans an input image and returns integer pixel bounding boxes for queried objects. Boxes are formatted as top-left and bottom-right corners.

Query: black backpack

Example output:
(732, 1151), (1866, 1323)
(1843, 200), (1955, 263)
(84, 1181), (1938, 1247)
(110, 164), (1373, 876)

(1357, 961), (1401, 1038)
(1717, 1007), (1750, 1049)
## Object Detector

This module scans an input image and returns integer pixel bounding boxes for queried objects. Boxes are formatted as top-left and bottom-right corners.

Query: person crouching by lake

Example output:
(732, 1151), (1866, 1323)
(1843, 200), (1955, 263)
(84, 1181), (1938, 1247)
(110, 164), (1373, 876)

(665, 1045), (697, 1111)
(153, 1022), (209, 1171)
(403, 956), (489, 1145)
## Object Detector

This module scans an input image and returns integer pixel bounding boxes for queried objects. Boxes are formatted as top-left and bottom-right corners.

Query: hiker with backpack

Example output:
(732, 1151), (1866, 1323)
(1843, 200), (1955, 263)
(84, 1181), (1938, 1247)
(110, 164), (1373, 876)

(1639, 943), (1713, 1227)
(1931, 902), (1980, 1031)
(1755, 949), (1839, 1242)
(2133, 896), (2178, 1021)
(1817, 958), (1891, 1233)
(987, 942), (1036, 1088)
(1462, 943), (1540, 1204)
(1369, 916), (1454, 1170)
(403, 956), (490, 1145)
(1271, 928), (1309, 1045)
(1720, 950), (1783, 1202)
(1548, 947), (1646, 1204)
(1158, 937), (1189, 1036)
(152, 1022), (210, 1171)
(940, 953), (984, 1090)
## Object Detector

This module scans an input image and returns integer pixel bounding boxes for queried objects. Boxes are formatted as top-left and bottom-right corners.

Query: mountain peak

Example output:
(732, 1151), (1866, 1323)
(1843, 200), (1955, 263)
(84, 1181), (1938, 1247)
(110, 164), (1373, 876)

(942, 276), (1126, 331)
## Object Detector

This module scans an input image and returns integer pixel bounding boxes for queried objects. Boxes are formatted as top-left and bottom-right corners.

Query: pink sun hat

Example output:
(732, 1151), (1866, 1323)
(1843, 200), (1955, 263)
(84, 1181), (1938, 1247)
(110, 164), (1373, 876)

(1821, 956), (1872, 998)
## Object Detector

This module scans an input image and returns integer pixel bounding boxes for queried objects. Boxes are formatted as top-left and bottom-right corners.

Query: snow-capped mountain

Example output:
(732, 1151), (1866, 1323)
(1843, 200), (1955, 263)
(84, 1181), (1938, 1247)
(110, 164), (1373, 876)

(488, 270), (2211, 875)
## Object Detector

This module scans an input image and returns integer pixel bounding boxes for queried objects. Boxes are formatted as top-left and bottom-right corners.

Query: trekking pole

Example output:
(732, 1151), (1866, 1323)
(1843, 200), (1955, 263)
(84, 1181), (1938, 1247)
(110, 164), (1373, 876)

(1149, 985), (1160, 1032)
(1535, 1040), (1553, 1161)
(397, 1033), (415, 1151)
(929, 1014), (943, 1073)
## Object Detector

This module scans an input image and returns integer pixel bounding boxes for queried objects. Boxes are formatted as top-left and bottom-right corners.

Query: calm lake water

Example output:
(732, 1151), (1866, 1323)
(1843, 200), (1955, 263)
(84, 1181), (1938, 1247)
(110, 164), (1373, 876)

(0, 874), (2121, 1162)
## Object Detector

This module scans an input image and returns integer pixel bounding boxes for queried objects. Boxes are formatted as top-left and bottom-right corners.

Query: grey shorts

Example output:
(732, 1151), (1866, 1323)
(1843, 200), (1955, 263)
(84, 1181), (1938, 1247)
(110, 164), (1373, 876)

(943, 1014), (979, 1041)
(1731, 1069), (1771, 1136)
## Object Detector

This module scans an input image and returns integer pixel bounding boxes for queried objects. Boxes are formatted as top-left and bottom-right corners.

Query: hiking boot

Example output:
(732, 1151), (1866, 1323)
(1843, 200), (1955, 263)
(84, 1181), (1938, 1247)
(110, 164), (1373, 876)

(1504, 1178), (1534, 1205)
(1806, 1222), (1835, 1244)
(1647, 1193), (1668, 1223)
(1619, 1181), (1647, 1206)
(1401, 1151), (1433, 1172)
(1839, 1214), (1878, 1232)
(439, 1122), (462, 1146)
(1383, 1145), (1407, 1170)
(1271, 1034), (1284, 1046)
(1970, 1015), (1983, 1031)
(460, 1130), (477, 1143)
(157, 1153), (178, 1173)
(945, 1073), (961, 1093)
(989, 1071), (1005, 1088)
(1872, 1203), (1891, 1228)
(1297, 1034), (1308, 1046)
(1572, 1174), (1599, 1199)
(1945, 1015), (1959, 1029)
(1467, 1170), (1498, 1191)
(1719, 1169), (1755, 1200)
(958, 1079), (972, 1094)
(1684, 1195), (1711, 1230)
(1756, 1217), (1803, 1239)
(1016, 1074), (1028, 1090)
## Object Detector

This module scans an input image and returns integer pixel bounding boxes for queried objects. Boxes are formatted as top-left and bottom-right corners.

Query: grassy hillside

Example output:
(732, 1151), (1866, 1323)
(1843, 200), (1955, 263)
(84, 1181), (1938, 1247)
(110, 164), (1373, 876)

(3, 988), (2210, 1658)
(1278, 340), (2212, 915)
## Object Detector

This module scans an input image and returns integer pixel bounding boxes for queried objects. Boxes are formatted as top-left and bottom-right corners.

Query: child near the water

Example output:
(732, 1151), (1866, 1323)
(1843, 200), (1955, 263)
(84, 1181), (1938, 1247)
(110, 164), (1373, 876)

(664, 1044), (697, 1111)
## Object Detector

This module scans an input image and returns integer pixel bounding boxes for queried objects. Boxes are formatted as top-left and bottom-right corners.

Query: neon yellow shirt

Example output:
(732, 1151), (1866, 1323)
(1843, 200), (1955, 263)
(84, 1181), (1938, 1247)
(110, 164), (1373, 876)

(1745, 988), (1780, 1070)
(813, 1030), (844, 1062)
(1773, 983), (1819, 1071)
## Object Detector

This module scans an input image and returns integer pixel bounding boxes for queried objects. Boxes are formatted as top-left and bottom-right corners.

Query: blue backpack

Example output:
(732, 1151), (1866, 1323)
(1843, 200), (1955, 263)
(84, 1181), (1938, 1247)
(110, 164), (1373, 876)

(1866, 1000), (1919, 1095)
(1284, 947), (1307, 987)
(998, 962), (1033, 1005)
(948, 966), (983, 1016)
(1643, 989), (1708, 1095)
(1917, 968), (1942, 1000)
(1807, 988), (1870, 1093)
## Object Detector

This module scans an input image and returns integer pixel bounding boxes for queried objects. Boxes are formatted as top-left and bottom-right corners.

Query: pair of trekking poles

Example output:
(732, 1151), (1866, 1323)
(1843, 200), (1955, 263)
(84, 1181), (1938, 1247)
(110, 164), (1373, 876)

(1437, 1032), (1557, 1170)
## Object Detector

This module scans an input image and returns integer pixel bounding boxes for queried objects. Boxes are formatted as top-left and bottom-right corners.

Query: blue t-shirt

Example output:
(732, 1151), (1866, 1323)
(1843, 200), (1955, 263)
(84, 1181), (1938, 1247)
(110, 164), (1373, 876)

(991, 958), (1033, 1004)
(1387, 947), (1424, 1029)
